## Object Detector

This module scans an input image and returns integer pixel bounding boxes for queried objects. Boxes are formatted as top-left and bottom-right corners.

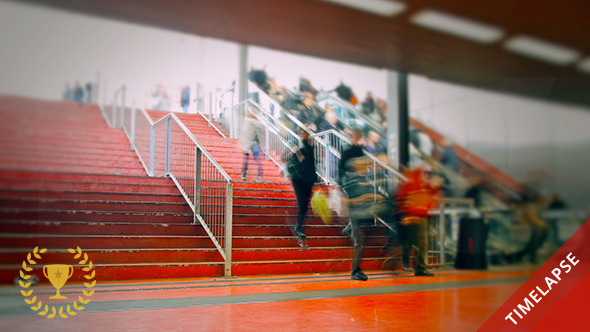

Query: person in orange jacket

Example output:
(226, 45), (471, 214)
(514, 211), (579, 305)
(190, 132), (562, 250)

(395, 167), (443, 276)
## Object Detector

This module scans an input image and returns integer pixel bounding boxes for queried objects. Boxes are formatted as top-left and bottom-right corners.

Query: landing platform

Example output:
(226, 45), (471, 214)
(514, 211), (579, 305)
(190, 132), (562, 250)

(0, 267), (535, 331)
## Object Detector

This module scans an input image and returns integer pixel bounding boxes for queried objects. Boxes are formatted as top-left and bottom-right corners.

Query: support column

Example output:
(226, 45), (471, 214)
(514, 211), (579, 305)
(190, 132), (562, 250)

(238, 44), (249, 103)
(234, 44), (249, 139)
(386, 71), (410, 169)
(398, 72), (410, 168)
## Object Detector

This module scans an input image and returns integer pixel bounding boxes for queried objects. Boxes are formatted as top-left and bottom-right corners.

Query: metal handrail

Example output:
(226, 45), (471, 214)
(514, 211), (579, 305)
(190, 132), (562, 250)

(102, 91), (234, 277)
(162, 113), (232, 182)
(198, 83), (237, 138)
(101, 85), (126, 128)
(236, 85), (407, 185)
(316, 92), (384, 132)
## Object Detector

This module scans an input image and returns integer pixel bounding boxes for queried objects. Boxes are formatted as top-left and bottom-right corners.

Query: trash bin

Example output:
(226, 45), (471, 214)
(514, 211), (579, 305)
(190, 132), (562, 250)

(455, 218), (488, 269)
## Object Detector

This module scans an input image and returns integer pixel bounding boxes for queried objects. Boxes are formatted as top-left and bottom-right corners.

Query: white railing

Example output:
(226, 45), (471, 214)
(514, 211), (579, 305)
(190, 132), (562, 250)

(197, 84), (237, 138)
(102, 85), (126, 128)
(231, 99), (300, 170)
(426, 198), (476, 267)
(102, 90), (234, 277)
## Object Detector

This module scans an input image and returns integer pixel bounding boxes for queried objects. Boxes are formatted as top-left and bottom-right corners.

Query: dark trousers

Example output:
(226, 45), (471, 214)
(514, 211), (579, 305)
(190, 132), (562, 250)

(349, 201), (395, 273)
(241, 151), (262, 178)
(516, 226), (548, 263)
(350, 217), (368, 273)
(398, 220), (428, 272)
(292, 179), (314, 231)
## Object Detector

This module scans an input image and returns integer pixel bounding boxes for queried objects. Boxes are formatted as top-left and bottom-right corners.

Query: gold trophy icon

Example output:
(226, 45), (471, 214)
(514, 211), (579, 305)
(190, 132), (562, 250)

(43, 264), (74, 299)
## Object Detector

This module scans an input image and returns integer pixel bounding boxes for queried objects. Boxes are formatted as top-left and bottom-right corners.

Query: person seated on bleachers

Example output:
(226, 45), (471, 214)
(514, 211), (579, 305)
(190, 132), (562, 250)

(299, 77), (318, 96)
(248, 66), (271, 94)
(294, 92), (320, 132)
(365, 130), (386, 155)
(318, 111), (340, 132)
(440, 138), (459, 172)
(334, 82), (358, 105)
(361, 92), (386, 126)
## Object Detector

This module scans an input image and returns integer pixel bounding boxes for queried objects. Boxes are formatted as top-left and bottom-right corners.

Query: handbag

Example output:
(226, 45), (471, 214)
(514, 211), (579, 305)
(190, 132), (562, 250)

(311, 189), (332, 225)
(328, 188), (347, 216)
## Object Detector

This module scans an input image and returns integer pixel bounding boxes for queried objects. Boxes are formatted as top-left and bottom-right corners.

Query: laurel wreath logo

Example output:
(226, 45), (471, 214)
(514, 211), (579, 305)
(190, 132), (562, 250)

(20, 246), (97, 318)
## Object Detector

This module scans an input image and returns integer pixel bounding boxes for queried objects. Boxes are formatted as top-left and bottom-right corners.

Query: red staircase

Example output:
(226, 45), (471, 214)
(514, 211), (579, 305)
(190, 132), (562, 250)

(0, 97), (390, 284)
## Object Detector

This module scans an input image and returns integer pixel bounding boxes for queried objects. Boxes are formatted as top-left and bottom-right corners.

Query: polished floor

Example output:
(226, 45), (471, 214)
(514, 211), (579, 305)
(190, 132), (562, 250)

(0, 267), (534, 331)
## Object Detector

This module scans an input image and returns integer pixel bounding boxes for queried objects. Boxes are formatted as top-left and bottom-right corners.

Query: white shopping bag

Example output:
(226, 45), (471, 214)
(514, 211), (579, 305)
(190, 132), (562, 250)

(328, 188), (348, 216)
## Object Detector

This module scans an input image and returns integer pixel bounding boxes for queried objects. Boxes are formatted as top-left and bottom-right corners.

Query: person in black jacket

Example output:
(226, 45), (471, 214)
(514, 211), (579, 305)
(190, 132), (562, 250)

(288, 129), (317, 245)
(339, 128), (373, 281)
(338, 129), (365, 187)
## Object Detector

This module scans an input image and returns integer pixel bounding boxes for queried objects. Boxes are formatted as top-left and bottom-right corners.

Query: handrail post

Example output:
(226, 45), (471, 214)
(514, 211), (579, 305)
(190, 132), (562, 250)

(229, 105), (235, 139)
(440, 201), (446, 266)
(149, 126), (156, 176)
(165, 117), (171, 175)
(111, 96), (116, 128)
(224, 182), (233, 277)
(194, 147), (202, 217)
(208, 90), (213, 127)
(325, 138), (330, 184)
(120, 85), (126, 129)
(102, 81), (106, 112)
(265, 115), (270, 160)
(130, 100), (136, 150)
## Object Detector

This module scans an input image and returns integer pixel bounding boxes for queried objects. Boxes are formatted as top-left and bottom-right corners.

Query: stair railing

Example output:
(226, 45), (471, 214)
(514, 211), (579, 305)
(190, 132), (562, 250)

(196, 84), (236, 138)
(315, 92), (384, 134)
(101, 85), (126, 129)
(231, 97), (406, 191)
(104, 96), (234, 277)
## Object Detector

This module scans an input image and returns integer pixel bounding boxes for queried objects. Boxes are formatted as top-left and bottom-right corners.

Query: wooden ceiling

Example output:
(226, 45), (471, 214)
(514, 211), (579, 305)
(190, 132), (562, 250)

(19, 0), (590, 108)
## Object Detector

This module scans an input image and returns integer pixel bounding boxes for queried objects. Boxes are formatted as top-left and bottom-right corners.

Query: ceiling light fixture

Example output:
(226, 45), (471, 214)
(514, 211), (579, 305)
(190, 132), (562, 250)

(411, 9), (504, 44)
(504, 35), (581, 66)
(319, 0), (406, 18)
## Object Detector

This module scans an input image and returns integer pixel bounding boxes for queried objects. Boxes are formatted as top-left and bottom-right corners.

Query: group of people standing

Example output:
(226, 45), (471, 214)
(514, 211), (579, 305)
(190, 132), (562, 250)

(63, 82), (92, 106)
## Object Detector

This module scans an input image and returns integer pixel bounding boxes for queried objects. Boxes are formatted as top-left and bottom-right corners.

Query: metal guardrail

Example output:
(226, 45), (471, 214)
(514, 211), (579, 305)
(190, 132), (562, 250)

(197, 84), (235, 138)
(238, 85), (406, 186)
(101, 85), (126, 128)
(315, 93), (384, 134)
(102, 91), (235, 277)
(426, 197), (475, 267)
(231, 99), (300, 170)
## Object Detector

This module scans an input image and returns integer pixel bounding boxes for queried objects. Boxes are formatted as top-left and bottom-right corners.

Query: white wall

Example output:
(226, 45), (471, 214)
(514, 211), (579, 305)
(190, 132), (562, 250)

(410, 74), (590, 209)
(0, 1), (239, 111)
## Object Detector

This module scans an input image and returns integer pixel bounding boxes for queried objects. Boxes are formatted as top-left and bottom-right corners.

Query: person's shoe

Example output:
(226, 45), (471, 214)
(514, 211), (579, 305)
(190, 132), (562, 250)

(257, 176), (263, 183)
(241, 174), (247, 180)
(351, 269), (368, 281)
(294, 229), (307, 239)
(402, 264), (413, 272)
(297, 237), (309, 249)
(342, 223), (351, 237)
(414, 270), (434, 277)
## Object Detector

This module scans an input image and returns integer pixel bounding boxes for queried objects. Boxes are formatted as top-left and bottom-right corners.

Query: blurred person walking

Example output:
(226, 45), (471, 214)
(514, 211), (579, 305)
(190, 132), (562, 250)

(509, 189), (548, 264)
(395, 167), (442, 276)
(338, 128), (372, 280)
(73, 82), (84, 106)
(287, 128), (317, 246)
(62, 83), (73, 101)
(240, 112), (265, 182)
(181, 85), (190, 113)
